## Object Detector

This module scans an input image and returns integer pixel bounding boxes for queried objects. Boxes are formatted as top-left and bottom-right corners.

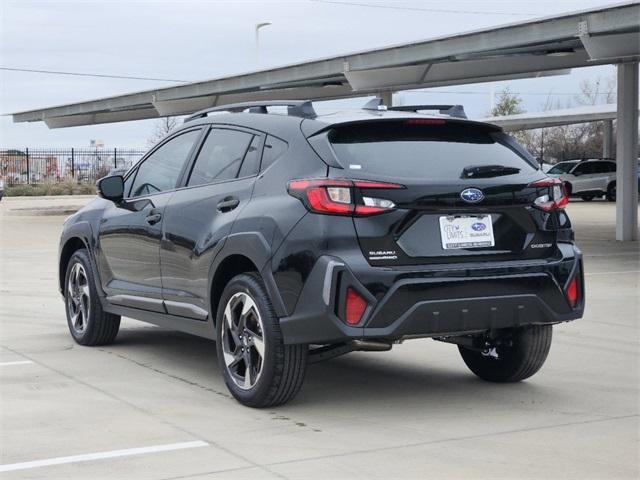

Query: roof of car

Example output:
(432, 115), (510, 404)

(557, 158), (615, 164)
(177, 107), (499, 139)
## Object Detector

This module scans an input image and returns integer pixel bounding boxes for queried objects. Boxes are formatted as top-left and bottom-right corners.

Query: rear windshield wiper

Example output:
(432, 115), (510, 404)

(461, 164), (521, 179)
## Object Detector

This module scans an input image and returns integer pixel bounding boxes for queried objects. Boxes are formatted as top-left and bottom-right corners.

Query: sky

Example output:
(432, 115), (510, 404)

(0, 0), (623, 148)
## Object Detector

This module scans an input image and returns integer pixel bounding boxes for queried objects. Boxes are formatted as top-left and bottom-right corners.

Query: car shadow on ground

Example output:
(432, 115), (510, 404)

(105, 325), (560, 410)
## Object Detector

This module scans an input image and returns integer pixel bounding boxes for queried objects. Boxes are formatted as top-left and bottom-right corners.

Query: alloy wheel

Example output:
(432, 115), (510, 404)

(221, 292), (266, 390)
(67, 262), (90, 334)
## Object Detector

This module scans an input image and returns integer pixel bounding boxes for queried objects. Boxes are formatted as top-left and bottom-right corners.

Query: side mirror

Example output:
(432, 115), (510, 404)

(97, 175), (124, 203)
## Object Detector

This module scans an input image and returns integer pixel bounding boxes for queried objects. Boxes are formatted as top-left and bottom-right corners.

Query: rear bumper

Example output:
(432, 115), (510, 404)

(279, 244), (583, 344)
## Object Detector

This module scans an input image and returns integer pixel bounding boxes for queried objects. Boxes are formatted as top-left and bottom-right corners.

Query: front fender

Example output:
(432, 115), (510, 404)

(58, 221), (105, 299)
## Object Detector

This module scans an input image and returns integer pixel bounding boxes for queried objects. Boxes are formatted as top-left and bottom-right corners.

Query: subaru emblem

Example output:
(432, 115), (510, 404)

(471, 222), (486, 231)
(460, 188), (484, 203)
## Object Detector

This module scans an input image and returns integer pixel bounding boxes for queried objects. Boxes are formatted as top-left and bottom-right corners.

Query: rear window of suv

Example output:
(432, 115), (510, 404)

(328, 121), (537, 180)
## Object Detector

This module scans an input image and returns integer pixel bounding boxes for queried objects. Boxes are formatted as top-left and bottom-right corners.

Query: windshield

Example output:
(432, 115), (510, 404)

(548, 162), (578, 174)
(329, 121), (537, 180)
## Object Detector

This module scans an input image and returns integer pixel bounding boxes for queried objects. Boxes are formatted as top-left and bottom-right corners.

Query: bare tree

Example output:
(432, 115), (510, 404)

(147, 116), (179, 147)
(517, 75), (617, 163)
(575, 76), (616, 106)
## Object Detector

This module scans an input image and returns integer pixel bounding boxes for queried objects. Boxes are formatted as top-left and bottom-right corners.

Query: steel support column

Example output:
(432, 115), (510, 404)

(379, 91), (393, 107)
(615, 62), (639, 241)
(602, 119), (613, 158)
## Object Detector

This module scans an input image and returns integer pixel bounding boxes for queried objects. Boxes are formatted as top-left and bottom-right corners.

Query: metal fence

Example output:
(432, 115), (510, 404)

(0, 148), (146, 185)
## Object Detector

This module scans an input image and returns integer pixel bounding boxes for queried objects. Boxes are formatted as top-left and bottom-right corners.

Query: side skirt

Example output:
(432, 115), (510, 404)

(104, 303), (217, 340)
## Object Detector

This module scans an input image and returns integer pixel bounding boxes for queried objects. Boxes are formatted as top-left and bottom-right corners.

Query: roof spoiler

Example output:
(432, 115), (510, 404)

(389, 104), (467, 119)
(184, 100), (317, 122)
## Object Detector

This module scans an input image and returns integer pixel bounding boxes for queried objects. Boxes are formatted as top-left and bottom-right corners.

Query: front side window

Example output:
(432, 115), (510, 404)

(548, 162), (578, 174)
(187, 129), (255, 187)
(123, 169), (135, 198)
(130, 130), (200, 197)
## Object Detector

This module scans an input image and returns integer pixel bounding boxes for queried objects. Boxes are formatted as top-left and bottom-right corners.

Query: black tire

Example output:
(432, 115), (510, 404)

(216, 273), (307, 408)
(580, 195), (594, 202)
(606, 182), (616, 202)
(64, 249), (120, 346)
(458, 325), (552, 383)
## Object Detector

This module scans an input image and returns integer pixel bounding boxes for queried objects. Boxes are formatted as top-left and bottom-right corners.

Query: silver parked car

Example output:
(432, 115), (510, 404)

(547, 159), (617, 201)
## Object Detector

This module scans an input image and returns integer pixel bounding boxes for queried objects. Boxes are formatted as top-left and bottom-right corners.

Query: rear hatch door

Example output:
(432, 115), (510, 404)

(325, 119), (557, 266)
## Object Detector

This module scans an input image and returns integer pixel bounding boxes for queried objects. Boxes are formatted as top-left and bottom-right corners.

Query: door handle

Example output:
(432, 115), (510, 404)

(145, 213), (162, 225)
(217, 196), (240, 212)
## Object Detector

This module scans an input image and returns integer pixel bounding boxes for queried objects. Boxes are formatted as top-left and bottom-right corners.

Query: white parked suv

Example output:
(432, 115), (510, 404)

(547, 159), (617, 201)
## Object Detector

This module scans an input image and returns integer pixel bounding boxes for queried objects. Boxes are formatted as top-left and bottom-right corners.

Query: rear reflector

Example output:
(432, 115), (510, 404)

(345, 287), (368, 325)
(566, 277), (579, 308)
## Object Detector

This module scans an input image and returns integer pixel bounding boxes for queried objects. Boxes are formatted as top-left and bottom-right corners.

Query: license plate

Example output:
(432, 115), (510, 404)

(439, 215), (495, 250)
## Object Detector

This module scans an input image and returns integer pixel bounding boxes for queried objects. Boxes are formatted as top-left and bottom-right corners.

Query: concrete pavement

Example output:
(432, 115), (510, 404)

(0, 198), (638, 479)
(0, 195), (94, 216)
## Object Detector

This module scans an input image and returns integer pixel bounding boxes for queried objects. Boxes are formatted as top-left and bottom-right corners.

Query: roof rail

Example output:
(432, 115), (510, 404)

(389, 104), (467, 119)
(184, 100), (317, 123)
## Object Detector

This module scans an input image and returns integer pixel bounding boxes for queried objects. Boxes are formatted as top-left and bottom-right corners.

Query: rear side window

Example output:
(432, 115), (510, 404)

(261, 135), (288, 171)
(329, 121), (537, 180)
(238, 136), (261, 178)
(593, 161), (615, 173)
(573, 163), (594, 175)
(188, 128), (254, 187)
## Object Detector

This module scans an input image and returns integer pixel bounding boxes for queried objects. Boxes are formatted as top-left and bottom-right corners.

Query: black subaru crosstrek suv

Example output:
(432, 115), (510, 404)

(59, 100), (584, 407)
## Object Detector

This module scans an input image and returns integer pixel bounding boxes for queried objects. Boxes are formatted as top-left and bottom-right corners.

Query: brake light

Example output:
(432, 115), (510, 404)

(405, 119), (446, 125)
(566, 276), (580, 309)
(345, 287), (368, 325)
(529, 178), (569, 211)
(287, 178), (404, 216)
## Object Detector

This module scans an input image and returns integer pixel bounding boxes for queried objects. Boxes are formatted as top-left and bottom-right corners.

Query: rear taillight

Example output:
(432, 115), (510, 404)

(529, 178), (569, 211)
(287, 178), (404, 216)
(345, 287), (368, 325)
(566, 276), (580, 309)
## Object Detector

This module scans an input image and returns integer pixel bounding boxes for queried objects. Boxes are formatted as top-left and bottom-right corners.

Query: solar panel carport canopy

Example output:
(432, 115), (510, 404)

(8, 2), (639, 128)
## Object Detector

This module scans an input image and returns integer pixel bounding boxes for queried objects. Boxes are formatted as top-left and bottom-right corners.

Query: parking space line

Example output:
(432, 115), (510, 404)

(0, 360), (34, 366)
(0, 440), (209, 473)
(584, 252), (639, 257)
(585, 270), (640, 276)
